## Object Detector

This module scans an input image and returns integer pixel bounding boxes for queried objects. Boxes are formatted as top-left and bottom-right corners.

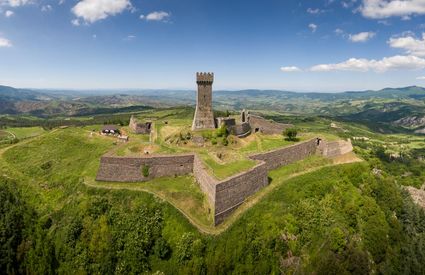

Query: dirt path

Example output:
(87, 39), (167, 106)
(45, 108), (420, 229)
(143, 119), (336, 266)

(0, 128), (59, 155)
(3, 130), (16, 139)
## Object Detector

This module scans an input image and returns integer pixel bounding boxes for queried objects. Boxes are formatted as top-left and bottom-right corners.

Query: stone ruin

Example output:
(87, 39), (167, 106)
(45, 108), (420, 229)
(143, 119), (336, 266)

(242, 110), (293, 135)
(191, 72), (293, 137)
(129, 115), (152, 134)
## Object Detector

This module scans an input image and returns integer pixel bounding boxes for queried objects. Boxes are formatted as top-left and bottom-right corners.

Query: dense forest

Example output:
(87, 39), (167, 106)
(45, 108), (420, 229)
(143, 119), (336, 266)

(1, 158), (424, 274)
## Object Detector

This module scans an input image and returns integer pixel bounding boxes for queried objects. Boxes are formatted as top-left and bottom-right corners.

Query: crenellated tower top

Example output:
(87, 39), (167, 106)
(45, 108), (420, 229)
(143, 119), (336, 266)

(196, 72), (214, 84)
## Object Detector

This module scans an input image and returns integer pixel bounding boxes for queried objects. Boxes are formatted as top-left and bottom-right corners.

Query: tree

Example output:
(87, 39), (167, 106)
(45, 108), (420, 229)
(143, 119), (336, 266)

(283, 128), (298, 141)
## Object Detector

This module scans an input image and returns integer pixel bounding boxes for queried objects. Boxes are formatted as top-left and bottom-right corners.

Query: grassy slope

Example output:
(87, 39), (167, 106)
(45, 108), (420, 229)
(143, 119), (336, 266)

(0, 123), (423, 273)
(7, 126), (46, 139)
(0, 127), (201, 257)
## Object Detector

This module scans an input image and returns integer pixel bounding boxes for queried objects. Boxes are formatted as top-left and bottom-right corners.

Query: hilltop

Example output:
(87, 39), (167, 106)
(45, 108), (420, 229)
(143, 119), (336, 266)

(1, 106), (424, 274)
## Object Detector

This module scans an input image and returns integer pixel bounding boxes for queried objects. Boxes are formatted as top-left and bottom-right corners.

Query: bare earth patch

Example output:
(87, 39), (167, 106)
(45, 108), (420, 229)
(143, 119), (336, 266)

(331, 152), (363, 164)
(406, 185), (425, 209)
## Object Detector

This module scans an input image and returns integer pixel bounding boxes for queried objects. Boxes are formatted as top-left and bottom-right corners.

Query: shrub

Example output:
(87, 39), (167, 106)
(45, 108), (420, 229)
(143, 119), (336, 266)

(283, 128), (298, 141)
(176, 233), (195, 263)
(211, 138), (217, 145)
(142, 165), (150, 177)
(40, 161), (53, 170)
(154, 238), (171, 260)
(216, 124), (228, 138)
(221, 137), (228, 146)
(202, 131), (212, 140)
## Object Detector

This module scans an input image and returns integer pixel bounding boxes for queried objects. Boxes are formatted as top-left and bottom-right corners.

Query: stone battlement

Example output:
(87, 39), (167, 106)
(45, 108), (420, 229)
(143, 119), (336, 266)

(196, 72), (214, 84)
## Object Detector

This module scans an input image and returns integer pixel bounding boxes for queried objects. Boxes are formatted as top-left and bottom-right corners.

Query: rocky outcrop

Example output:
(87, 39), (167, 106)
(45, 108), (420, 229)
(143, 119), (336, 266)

(394, 116), (425, 128)
(406, 185), (425, 209)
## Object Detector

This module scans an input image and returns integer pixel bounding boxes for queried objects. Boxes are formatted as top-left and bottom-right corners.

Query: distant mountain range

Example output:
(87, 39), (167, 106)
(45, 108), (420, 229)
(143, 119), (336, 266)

(1, 85), (425, 133)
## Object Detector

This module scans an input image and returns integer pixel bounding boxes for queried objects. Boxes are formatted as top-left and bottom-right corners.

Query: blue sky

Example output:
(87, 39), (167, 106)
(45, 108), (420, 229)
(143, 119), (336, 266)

(1, 0), (425, 91)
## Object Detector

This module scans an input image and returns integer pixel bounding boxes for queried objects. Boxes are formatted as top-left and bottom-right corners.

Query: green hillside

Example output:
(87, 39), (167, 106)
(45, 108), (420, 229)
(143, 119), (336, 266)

(1, 110), (424, 274)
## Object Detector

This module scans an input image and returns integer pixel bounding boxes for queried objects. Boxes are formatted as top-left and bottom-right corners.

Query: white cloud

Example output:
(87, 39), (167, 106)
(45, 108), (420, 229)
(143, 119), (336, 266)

(310, 55), (425, 72)
(308, 23), (317, 32)
(124, 34), (136, 40)
(5, 10), (13, 17)
(0, 0), (30, 7)
(72, 0), (131, 23)
(307, 8), (322, 14)
(0, 37), (12, 47)
(361, 0), (425, 19)
(280, 66), (302, 72)
(140, 11), (170, 21)
(335, 28), (344, 35)
(41, 4), (52, 12)
(71, 18), (80, 26)
(388, 33), (425, 56)
(342, 0), (358, 8)
(348, 31), (376, 42)
(416, 76), (425, 79)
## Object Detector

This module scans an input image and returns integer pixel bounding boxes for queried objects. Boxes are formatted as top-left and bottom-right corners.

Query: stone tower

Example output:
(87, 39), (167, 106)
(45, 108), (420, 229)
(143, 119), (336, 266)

(192, 72), (215, 130)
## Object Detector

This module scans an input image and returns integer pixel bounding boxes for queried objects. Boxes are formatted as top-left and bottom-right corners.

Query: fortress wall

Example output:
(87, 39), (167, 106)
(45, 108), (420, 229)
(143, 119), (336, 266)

(249, 139), (318, 171)
(96, 154), (194, 182)
(214, 161), (268, 225)
(129, 116), (151, 134)
(229, 122), (251, 137)
(193, 154), (218, 205)
(249, 115), (293, 135)
(319, 139), (353, 157)
(96, 137), (351, 225)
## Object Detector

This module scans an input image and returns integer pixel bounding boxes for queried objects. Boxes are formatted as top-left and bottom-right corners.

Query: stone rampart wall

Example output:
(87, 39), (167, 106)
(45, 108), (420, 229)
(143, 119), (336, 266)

(96, 137), (353, 225)
(96, 154), (194, 182)
(249, 138), (318, 170)
(248, 115), (293, 135)
(214, 162), (268, 225)
(319, 139), (353, 157)
(193, 154), (218, 205)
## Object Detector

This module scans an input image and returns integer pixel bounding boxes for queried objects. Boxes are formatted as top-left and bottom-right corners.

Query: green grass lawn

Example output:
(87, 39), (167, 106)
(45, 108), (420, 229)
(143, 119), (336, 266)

(0, 127), (115, 211)
(6, 126), (46, 139)
(201, 154), (257, 180)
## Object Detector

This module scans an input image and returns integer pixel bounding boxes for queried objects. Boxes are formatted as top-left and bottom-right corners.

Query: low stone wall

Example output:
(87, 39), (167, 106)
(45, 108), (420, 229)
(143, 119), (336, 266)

(248, 115), (293, 135)
(249, 138), (318, 171)
(214, 162), (268, 225)
(96, 154), (194, 182)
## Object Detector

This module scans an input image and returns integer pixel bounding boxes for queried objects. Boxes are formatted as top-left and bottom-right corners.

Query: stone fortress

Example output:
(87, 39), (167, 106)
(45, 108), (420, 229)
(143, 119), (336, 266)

(191, 72), (294, 137)
(96, 72), (353, 225)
